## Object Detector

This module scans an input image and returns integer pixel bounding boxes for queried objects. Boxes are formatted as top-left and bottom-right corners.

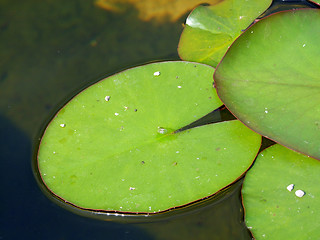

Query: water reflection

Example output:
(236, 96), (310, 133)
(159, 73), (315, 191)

(95, 0), (221, 22)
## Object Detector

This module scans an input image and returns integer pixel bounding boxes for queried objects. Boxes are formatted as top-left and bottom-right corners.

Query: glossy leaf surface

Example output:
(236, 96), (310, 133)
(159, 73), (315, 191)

(242, 144), (320, 239)
(37, 61), (261, 215)
(178, 0), (272, 67)
(214, 9), (320, 159)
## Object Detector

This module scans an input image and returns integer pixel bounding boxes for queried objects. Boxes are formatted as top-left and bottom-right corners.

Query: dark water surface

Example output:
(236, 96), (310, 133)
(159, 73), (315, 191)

(1, 0), (316, 239)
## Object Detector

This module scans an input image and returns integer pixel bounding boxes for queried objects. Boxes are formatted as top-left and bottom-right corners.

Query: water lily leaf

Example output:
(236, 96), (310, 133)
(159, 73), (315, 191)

(178, 0), (272, 67)
(36, 61), (261, 219)
(242, 144), (320, 239)
(214, 9), (320, 159)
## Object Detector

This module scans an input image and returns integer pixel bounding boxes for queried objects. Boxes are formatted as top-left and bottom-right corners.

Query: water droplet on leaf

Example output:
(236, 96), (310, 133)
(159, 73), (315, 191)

(158, 127), (167, 134)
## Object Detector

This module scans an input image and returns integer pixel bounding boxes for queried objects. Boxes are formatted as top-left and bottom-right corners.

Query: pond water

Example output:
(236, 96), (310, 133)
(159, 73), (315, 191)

(1, 0), (316, 239)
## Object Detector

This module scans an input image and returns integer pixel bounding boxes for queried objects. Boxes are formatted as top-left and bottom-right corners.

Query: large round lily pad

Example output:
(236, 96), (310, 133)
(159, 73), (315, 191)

(214, 9), (320, 159)
(36, 61), (261, 219)
(242, 144), (320, 239)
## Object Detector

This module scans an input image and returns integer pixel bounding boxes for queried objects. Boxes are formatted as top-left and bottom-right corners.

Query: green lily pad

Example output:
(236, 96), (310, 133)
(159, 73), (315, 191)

(36, 61), (261, 219)
(214, 9), (320, 159)
(178, 0), (272, 68)
(242, 144), (320, 239)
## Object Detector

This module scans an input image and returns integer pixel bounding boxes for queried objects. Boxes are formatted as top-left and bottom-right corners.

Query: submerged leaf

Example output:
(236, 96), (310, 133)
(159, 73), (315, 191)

(178, 0), (272, 67)
(214, 9), (320, 159)
(36, 61), (261, 219)
(242, 144), (320, 239)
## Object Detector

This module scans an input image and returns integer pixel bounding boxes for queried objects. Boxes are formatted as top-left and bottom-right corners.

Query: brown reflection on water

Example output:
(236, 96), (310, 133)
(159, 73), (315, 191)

(95, 0), (221, 22)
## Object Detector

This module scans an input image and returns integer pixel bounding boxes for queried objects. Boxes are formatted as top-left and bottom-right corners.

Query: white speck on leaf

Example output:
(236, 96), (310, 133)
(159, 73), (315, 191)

(287, 184), (294, 192)
(129, 187), (135, 190)
(60, 123), (66, 128)
(115, 113), (119, 116)
(105, 96), (110, 101)
(153, 71), (160, 76)
(295, 190), (305, 197)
